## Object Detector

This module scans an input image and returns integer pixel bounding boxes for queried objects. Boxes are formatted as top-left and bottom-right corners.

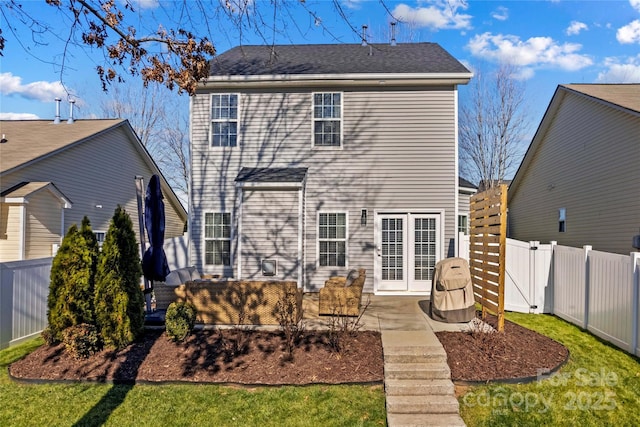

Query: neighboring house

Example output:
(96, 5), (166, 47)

(190, 43), (472, 293)
(0, 119), (187, 262)
(508, 84), (640, 255)
(458, 177), (478, 235)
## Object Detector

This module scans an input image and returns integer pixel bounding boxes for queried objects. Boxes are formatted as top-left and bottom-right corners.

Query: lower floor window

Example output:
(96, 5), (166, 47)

(204, 212), (231, 266)
(318, 212), (347, 266)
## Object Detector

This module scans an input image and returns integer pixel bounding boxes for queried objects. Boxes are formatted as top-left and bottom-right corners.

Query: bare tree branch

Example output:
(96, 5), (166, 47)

(459, 63), (530, 189)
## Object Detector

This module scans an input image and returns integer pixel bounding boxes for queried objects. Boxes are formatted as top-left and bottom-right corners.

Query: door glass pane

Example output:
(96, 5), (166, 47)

(381, 218), (403, 281)
(414, 218), (436, 281)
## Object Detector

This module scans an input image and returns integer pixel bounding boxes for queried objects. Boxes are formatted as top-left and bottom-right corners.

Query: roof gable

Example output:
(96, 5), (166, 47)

(509, 84), (640, 200)
(207, 43), (471, 80)
(0, 119), (124, 174)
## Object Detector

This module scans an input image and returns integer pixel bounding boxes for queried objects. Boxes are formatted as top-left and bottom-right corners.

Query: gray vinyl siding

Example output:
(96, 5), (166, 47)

(1, 126), (185, 249)
(25, 191), (62, 259)
(241, 189), (299, 280)
(191, 86), (458, 290)
(509, 92), (640, 255)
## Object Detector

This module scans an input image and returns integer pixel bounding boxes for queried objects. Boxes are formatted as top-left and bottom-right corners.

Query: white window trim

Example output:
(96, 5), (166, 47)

(203, 212), (233, 266)
(311, 92), (343, 149)
(316, 211), (349, 268)
(209, 93), (240, 148)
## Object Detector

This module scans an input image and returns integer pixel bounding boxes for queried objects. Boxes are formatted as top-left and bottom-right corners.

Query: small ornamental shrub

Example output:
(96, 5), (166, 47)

(41, 327), (57, 346)
(62, 323), (102, 359)
(47, 217), (99, 341)
(165, 302), (197, 342)
(94, 206), (145, 349)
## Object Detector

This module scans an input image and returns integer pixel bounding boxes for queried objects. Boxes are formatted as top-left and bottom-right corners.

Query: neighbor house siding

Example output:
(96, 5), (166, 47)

(0, 203), (22, 261)
(24, 191), (62, 259)
(2, 126), (185, 244)
(509, 92), (640, 255)
(191, 86), (458, 290)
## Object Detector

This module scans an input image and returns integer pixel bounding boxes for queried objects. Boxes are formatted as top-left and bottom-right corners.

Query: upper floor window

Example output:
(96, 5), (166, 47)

(313, 92), (342, 147)
(318, 212), (347, 267)
(211, 94), (238, 147)
(204, 212), (231, 266)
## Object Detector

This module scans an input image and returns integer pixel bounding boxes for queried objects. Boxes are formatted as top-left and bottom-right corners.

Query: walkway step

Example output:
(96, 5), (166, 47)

(387, 413), (466, 427)
(383, 346), (447, 364)
(384, 362), (451, 380)
(386, 394), (460, 414)
(385, 379), (454, 396)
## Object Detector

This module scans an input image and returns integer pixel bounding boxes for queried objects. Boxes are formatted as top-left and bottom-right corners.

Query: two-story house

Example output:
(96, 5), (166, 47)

(190, 43), (471, 294)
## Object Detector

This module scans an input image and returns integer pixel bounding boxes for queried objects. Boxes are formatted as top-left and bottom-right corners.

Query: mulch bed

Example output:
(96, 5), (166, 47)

(9, 329), (384, 385)
(436, 314), (569, 383)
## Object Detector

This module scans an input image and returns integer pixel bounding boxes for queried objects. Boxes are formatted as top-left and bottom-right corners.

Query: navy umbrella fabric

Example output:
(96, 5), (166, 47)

(142, 174), (170, 307)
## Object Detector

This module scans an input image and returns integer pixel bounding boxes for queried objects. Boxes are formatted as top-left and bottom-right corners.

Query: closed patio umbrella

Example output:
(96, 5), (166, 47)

(142, 174), (170, 313)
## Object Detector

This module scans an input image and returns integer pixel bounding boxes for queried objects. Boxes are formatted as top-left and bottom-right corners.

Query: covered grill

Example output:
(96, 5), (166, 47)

(430, 257), (475, 323)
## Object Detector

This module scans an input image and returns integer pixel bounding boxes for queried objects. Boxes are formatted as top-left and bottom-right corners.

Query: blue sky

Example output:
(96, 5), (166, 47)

(1, 0), (639, 130)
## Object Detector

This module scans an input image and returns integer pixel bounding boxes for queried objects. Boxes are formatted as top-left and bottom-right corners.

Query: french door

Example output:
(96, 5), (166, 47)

(376, 213), (441, 292)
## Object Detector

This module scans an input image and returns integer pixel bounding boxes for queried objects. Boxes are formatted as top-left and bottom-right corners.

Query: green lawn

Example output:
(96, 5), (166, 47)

(0, 338), (386, 427)
(459, 312), (640, 427)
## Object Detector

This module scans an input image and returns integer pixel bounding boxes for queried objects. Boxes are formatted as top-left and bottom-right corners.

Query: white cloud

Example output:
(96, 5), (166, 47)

(0, 73), (68, 102)
(491, 6), (508, 21)
(0, 112), (40, 120)
(566, 21), (588, 36)
(466, 33), (593, 75)
(597, 55), (640, 82)
(631, 0), (640, 12)
(343, 0), (367, 9)
(392, 1), (472, 31)
(617, 20), (640, 44)
(126, 0), (159, 9)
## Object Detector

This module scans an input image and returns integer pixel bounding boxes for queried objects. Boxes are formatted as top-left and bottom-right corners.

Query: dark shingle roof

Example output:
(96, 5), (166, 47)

(209, 43), (470, 76)
(458, 177), (477, 189)
(235, 167), (308, 183)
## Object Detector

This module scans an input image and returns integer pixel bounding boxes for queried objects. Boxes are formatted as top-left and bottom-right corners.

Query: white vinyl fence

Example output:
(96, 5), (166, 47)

(0, 235), (190, 350)
(0, 257), (52, 350)
(459, 233), (640, 356)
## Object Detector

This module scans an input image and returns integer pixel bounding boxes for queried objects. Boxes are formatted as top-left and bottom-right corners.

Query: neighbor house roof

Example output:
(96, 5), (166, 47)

(0, 119), (123, 174)
(0, 181), (72, 208)
(509, 84), (640, 197)
(562, 84), (640, 114)
(0, 119), (187, 221)
(203, 43), (472, 88)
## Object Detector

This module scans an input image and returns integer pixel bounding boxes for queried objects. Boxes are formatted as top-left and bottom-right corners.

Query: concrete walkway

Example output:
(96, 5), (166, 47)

(304, 294), (469, 427)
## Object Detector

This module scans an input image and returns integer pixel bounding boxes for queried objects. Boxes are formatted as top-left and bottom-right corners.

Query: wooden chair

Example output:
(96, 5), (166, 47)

(318, 268), (366, 316)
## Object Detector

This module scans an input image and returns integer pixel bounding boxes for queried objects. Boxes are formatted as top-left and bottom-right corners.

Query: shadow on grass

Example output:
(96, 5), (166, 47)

(71, 331), (160, 427)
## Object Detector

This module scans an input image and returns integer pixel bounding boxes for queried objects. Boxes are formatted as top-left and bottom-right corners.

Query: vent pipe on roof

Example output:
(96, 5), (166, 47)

(390, 22), (397, 46)
(54, 98), (61, 124)
(67, 99), (75, 124)
(361, 25), (368, 47)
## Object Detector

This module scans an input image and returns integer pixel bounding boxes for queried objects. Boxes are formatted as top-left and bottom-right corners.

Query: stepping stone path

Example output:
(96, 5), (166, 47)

(382, 330), (466, 427)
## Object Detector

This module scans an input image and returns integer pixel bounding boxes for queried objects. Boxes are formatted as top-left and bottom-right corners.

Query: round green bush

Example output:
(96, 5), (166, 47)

(62, 323), (102, 359)
(165, 302), (197, 342)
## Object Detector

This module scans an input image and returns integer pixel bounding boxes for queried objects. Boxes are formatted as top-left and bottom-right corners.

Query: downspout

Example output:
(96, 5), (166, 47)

(453, 85), (460, 257)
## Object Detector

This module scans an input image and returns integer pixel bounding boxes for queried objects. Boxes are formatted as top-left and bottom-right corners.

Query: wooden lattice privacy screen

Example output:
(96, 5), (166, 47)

(469, 184), (508, 332)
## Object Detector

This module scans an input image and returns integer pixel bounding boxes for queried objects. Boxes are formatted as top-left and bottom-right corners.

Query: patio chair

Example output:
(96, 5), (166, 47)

(318, 268), (366, 316)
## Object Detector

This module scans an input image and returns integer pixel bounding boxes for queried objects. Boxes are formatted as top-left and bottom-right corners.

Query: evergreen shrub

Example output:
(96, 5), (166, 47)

(62, 323), (102, 359)
(166, 302), (197, 342)
(94, 206), (144, 349)
(47, 217), (99, 341)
